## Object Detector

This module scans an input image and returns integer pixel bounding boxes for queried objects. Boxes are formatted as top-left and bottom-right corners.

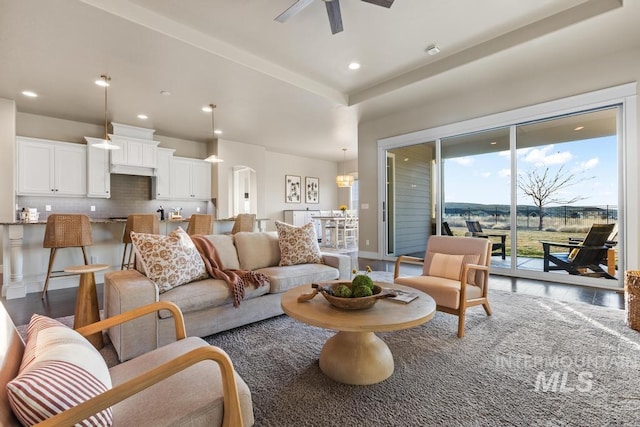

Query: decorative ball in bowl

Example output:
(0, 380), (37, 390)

(314, 282), (391, 310)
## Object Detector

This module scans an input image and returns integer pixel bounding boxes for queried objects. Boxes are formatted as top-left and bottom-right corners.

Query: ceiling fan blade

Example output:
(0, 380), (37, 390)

(325, 0), (343, 34)
(275, 0), (315, 23)
(361, 0), (394, 8)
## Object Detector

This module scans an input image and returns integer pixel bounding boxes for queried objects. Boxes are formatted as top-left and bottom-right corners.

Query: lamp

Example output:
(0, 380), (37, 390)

(336, 148), (353, 187)
(92, 75), (120, 150)
(204, 103), (224, 163)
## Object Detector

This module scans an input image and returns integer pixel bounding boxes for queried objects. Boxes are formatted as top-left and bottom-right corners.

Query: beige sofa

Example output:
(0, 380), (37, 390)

(105, 231), (351, 361)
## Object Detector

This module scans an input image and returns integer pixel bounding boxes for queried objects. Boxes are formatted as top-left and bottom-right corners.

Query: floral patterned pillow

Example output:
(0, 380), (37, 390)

(131, 227), (208, 293)
(275, 221), (323, 266)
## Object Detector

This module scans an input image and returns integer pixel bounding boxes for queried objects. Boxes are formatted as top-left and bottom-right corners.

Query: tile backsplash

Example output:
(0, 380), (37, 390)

(17, 174), (210, 220)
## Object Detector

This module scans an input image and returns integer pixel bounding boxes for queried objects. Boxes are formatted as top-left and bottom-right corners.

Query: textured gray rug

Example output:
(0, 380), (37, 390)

(206, 288), (640, 426)
(18, 280), (640, 426)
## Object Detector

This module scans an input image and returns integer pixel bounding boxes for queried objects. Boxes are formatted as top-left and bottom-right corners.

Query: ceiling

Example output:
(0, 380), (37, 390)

(0, 0), (637, 162)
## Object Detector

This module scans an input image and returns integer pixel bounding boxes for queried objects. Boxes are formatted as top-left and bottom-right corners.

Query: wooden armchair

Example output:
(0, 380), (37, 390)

(2, 301), (252, 426)
(394, 235), (492, 338)
(541, 223), (616, 279)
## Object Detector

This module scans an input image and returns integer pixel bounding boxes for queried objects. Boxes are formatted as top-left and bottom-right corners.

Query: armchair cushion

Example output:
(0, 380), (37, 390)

(426, 252), (464, 280)
(7, 315), (113, 426)
(131, 227), (208, 293)
(275, 221), (323, 266)
(394, 275), (483, 309)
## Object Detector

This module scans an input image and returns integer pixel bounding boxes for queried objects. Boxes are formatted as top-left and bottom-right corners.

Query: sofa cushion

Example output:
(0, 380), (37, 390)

(256, 263), (339, 293)
(157, 277), (270, 319)
(234, 232), (281, 271)
(131, 227), (208, 293)
(205, 234), (240, 270)
(7, 314), (113, 426)
(275, 221), (322, 266)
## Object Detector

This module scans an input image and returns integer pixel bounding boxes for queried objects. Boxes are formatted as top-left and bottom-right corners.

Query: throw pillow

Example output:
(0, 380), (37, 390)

(7, 314), (113, 426)
(426, 252), (464, 280)
(275, 221), (323, 266)
(131, 227), (208, 293)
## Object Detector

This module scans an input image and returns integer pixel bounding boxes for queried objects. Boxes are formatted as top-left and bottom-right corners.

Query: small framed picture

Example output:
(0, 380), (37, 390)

(305, 177), (319, 204)
(285, 175), (301, 203)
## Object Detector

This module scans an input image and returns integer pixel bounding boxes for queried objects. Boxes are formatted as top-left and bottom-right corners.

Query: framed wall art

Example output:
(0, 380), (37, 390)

(305, 177), (319, 204)
(285, 175), (301, 203)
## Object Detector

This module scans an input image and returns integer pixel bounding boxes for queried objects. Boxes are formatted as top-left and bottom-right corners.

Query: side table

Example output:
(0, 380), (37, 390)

(64, 263), (109, 349)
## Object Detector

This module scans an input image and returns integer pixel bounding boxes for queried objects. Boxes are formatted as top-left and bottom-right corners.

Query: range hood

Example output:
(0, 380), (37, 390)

(109, 123), (159, 177)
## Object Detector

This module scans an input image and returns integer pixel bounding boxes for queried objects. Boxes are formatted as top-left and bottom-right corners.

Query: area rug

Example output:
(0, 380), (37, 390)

(18, 280), (640, 426)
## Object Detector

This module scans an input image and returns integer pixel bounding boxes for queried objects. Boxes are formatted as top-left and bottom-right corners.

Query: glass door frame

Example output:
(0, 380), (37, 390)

(377, 83), (637, 290)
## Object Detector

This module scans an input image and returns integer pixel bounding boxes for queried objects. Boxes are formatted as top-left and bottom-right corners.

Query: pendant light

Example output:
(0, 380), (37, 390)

(336, 148), (353, 187)
(204, 103), (224, 163)
(92, 75), (120, 150)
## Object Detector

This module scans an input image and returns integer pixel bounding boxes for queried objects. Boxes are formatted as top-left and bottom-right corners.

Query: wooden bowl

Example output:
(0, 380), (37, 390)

(316, 282), (389, 310)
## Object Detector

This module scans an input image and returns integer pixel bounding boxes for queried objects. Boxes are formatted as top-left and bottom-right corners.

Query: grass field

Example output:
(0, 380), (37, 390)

(447, 226), (588, 258)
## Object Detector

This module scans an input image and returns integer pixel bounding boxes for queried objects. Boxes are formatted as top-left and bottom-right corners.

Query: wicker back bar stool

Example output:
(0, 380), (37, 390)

(42, 214), (93, 298)
(186, 214), (213, 235)
(121, 214), (160, 269)
(231, 214), (256, 234)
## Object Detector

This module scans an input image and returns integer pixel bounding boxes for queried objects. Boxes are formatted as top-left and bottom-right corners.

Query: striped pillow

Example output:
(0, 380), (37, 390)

(7, 315), (113, 426)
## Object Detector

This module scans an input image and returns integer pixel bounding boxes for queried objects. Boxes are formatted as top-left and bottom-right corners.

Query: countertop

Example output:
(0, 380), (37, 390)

(0, 218), (190, 226)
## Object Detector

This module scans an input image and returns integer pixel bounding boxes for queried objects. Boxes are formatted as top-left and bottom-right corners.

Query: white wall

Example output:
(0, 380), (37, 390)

(264, 151), (338, 231)
(357, 46), (640, 264)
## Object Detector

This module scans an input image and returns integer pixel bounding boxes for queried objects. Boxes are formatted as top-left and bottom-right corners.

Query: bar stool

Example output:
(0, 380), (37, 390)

(42, 214), (93, 299)
(231, 214), (256, 234)
(186, 214), (213, 235)
(121, 214), (160, 270)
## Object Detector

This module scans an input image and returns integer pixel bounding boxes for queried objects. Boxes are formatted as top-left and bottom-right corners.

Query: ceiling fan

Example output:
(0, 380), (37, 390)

(275, 0), (395, 35)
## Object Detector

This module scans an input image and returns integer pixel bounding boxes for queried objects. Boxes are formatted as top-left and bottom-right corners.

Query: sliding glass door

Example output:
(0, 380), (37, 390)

(381, 104), (622, 287)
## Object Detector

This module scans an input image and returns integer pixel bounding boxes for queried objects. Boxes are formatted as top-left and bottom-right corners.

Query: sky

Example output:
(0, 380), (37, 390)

(443, 136), (618, 207)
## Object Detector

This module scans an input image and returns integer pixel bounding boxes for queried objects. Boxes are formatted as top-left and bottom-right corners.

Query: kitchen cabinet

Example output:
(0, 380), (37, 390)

(170, 157), (211, 200)
(152, 148), (175, 200)
(283, 210), (321, 238)
(85, 137), (111, 198)
(108, 134), (159, 175)
(17, 136), (86, 197)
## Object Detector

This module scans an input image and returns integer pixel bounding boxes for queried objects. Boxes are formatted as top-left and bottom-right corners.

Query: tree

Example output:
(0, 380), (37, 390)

(517, 165), (592, 230)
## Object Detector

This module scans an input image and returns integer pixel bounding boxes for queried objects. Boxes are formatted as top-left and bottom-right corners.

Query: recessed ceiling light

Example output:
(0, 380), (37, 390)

(160, 90), (171, 96)
(574, 126), (585, 131)
(348, 62), (361, 70)
(137, 114), (148, 120)
(202, 105), (213, 113)
(425, 44), (440, 56)
(214, 129), (222, 135)
(95, 79), (110, 87)
(490, 141), (497, 145)
(22, 90), (38, 97)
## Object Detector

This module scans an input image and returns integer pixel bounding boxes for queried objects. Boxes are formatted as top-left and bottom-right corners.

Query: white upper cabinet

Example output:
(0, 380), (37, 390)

(170, 157), (211, 200)
(152, 147), (175, 200)
(17, 136), (86, 197)
(85, 137), (111, 198)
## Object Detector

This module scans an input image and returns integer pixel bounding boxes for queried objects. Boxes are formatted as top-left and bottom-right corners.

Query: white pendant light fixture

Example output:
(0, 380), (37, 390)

(204, 103), (224, 163)
(92, 75), (120, 150)
(336, 148), (353, 187)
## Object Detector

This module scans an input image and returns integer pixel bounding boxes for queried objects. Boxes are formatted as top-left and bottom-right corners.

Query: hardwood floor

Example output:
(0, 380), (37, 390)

(1, 258), (625, 326)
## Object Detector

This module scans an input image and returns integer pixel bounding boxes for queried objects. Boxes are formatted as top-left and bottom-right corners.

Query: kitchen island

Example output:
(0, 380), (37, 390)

(1, 217), (189, 299)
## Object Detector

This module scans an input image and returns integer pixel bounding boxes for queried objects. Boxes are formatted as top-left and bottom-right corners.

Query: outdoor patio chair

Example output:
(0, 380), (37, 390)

(442, 221), (454, 236)
(540, 223), (616, 279)
(465, 220), (506, 259)
(394, 235), (493, 338)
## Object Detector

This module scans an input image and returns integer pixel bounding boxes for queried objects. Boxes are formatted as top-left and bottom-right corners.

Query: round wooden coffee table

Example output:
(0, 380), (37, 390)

(281, 283), (436, 385)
